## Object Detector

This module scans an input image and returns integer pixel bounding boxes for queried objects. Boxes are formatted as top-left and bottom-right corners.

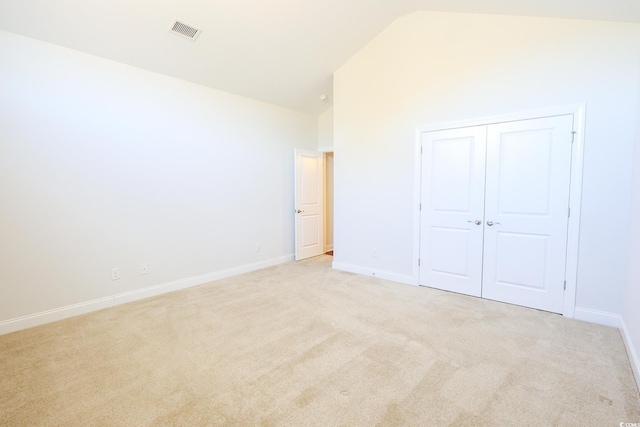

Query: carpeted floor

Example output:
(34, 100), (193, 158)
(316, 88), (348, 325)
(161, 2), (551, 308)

(1, 255), (639, 426)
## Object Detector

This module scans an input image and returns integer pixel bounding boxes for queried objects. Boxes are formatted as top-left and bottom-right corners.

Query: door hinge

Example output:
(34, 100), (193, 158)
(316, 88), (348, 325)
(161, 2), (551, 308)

(418, 259), (421, 266)
(419, 203), (422, 211)
(564, 280), (567, 290)
(568, 207), (570, 218)
(571, 131), (576, 143)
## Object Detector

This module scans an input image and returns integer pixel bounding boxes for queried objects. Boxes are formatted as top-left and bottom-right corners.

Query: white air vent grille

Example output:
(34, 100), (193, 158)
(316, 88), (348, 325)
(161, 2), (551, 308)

(170, 20), (202, 41)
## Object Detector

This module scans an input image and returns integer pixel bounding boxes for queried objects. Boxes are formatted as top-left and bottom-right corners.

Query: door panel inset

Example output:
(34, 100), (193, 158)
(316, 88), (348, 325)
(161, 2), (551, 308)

(493, 232), (549, 290)
(497, 130), (553, 216)
(301, 157), (320, 205)
(301, 215), (321, 247)
(429, 227), (471, 278)
(431, 138), (473, 212)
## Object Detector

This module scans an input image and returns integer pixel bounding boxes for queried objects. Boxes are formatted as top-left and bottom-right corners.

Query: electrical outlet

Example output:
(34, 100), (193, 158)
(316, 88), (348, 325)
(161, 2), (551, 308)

(255, 243), (261, 252)
(372, 248), (377, 257)
(140, 263), (148, 275)
(111, 268), (120, 281)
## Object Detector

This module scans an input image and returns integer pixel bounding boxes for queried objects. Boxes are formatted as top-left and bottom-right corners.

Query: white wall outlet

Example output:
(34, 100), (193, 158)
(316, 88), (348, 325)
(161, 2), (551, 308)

(111, 268), (120, 281)
(140, 263), (148, 275)
(372, 248), (377, 257)
(255, 243), (261, 252)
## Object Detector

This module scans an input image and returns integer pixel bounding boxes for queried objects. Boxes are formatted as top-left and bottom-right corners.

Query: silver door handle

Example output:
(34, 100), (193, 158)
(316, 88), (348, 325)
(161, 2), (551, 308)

(467, 220), (481, 225)
(486, 221), (501, 226)
(296, 209), (304, 213)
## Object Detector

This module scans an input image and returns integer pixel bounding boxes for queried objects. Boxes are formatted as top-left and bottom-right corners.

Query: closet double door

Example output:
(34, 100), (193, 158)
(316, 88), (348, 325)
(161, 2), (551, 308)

(419, 115), (574, 313)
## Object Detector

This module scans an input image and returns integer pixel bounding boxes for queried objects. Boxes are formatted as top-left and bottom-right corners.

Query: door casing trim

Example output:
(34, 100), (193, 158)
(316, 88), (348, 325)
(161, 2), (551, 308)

(412, 103), (586, 318)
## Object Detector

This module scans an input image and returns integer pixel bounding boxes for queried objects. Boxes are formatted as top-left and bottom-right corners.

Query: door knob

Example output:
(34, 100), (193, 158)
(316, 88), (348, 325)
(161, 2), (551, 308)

(486, 221), (501, 226)
(467, 220), (481, 225)
(296, 209), (304, 213)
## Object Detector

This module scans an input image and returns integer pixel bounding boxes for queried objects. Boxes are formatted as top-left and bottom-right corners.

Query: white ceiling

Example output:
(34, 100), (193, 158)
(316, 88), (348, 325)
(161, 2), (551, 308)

(1, 0), (639, 116)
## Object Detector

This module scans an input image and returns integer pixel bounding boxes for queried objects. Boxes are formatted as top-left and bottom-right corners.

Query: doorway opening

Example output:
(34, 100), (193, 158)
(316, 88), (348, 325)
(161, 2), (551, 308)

(325, 152), (334, 256)
(294, 149), (334, 260)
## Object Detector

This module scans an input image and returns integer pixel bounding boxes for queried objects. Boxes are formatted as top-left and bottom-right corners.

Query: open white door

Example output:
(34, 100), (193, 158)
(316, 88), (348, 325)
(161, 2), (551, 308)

(295, 150), (324, 260)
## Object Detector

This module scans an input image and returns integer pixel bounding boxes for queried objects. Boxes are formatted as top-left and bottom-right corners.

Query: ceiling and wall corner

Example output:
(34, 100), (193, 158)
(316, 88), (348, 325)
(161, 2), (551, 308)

(0, 1), (639, 116)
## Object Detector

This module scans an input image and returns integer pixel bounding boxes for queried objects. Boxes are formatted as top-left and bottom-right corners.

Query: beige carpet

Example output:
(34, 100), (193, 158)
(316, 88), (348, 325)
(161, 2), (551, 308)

(1, 255), (639, 426)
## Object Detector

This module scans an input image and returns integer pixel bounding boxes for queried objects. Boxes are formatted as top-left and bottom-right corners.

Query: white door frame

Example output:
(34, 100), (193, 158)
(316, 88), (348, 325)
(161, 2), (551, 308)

(321, 150), (334, 253)
(413, 104), (586, 318)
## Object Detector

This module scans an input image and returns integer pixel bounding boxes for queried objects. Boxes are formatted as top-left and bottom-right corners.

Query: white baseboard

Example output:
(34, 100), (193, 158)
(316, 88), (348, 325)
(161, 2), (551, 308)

(0, 254), (294, 336)
(113, 254), (294, 306)
(0, 297), (115, 336)
(573, 308), (639, 391)
(620, 317), (640, 393)
(573, 307), (622, 328)
(332, 262), (417, 286)
(3, 258), (638, 394)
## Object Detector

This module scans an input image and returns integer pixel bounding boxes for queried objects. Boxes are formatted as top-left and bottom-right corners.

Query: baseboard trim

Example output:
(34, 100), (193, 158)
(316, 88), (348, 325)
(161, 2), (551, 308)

(113, 254), (294, 306)
(318, 269), (639, 386)
(620, 317), (640, 393)
(574, 307), (622, 328)
(574, 308), (640, 391)
(0, 254), (294, 336)
(332, 262), (417, 286)
(0, 297), (114, 336)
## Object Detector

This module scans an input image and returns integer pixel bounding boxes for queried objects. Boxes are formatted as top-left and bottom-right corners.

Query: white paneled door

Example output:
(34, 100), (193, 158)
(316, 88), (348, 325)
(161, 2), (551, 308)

(294, 150), (324, 260)
(420, 115), (574, 313)
(419, 126), (487, 297)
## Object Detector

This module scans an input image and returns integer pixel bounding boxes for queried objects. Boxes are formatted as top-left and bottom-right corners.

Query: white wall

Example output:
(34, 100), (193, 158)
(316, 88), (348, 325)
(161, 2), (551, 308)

(622, 63), (640, 389)
(333, 12), (640, 316)
(0, 30), (317, 331)
(318, 106), (334, 150)
(318, 107), (334, 252)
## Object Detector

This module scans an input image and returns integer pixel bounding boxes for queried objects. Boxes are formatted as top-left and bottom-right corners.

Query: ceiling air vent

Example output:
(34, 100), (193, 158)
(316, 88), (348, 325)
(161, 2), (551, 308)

(169, 19), (202, 41)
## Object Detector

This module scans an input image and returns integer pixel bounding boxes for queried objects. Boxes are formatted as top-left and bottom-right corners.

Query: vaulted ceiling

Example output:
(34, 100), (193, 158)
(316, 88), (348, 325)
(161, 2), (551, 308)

(1, 0), (639, 115)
